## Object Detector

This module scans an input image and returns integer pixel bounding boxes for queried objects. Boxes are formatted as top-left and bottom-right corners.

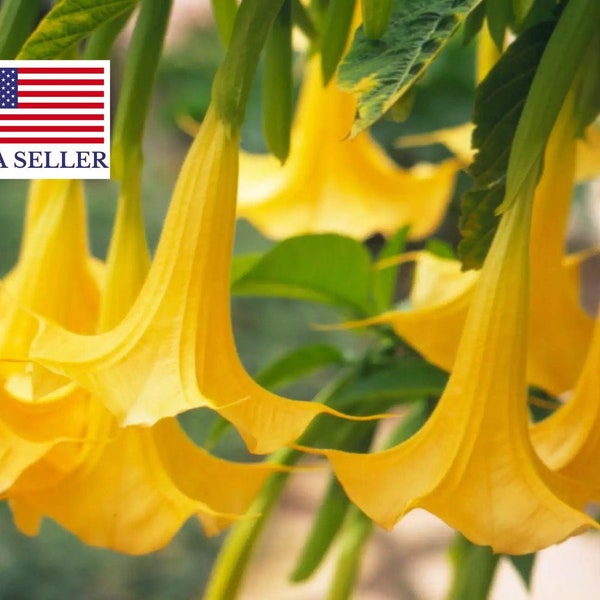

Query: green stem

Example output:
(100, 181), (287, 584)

(202, 447), (299, 600)
(203, 367), (365, 600)
(84, 9), (135, 60)
(112, 0), (173, 181)
(262, 0), (293, 162)
(0, 0), (42, 59)
(212, 0), (286, 137)
(446, 534), (500, 600)
(211, 0), (238, 47)
(325, 399), (432, 600)
(326, 507), (373, 600)
(292, 0), (318, 43)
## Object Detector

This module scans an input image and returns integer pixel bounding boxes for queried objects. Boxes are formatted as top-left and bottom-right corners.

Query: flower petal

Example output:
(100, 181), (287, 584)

(8, 402), (279, 554)
(238, 57), (460, 240)
(308, 188), (596, 553)
(30, 107), (375, 454)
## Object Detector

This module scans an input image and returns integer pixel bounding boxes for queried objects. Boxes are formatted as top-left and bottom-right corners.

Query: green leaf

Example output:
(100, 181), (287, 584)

(291, 0), (318, 42)
(17, 0), (139, 59)
(507, 553), (536, 590)
(254, 344), (346, 390)
(231, 234), (373, 316)
(0, 0), (43, 59)
(425, 238), (456, 259)
(335, 358), (447, 409)
(486, 0), (514, 50)
(290, 476), (352, 582)
(462, 0), (486, 46)
(262, 0), (293, 162)
(361, 0), (394, 39)
(230, 252), (263, 283)
(211, 0), (238, 46)
(503, 0), (600, 212)
(213, 0), (285, 136)
(448, 535), (500, 600)
(320, 0), (357, 84)
(457, 20), (553, 269)
(338, 0), (482, 135)
(574, 32), (600, 137)
(513, 0), (536, 24)
(372, 226), (409, 312)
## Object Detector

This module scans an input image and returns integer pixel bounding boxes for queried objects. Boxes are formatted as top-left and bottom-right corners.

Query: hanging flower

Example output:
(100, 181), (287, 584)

(0, 181), (101, 492)
(0, 180), (100, 381)
(4, 174), (290, 554)
(27, 106), (381, 455)
(531, 304), (600, 502)
(237, 56), (461, 240)
(299, 103), (599, 554)
(304, 191), (596, 553)
(343, 115), (599, 395)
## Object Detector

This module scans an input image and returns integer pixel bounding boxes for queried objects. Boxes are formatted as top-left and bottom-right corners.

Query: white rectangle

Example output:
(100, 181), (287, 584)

(0, 60), (110, 179)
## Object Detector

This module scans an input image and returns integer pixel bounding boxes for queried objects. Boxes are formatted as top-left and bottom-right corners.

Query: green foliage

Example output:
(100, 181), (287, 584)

(458, 21), (553, 269)
(17, 0), (139, 59)
(254, 344), (346, 390)
(231, 234), (373, 316)
(290, 476), (352, 582)
(212, 0), (285, 136)
(211, 0), (238, 46)
(462, 0), (486, 45)
(513, 0), (536, 23)
(503, 0), (600, 213)
(574, 32), (600, 137)
(372, 226), (409, 312)
(486, 0), (514, 49)
(320, 0), (357, 84)
(448, 534), (500, 600)
(262, 0), (293, 162)
(334, 358), (447, 409)
(338, 0), (481, 135)
(508, 553), (537, 589)
(0, 0), (43, 59)
(361, 0), (394, 39)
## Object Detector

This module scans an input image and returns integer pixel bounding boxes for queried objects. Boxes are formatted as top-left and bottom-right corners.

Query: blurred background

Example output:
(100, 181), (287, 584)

(0, 1), (599, 598)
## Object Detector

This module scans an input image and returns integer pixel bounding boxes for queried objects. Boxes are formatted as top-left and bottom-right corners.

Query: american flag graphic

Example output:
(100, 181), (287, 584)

(0, 62), (109, 144)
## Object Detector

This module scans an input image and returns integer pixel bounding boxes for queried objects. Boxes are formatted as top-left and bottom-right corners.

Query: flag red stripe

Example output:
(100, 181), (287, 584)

(18, 90), (104, 97)
(17, 79), (104, 86)
(0, 114), (103, 120)
(0, 125), (103, 132)
(17, 68), (104, 74)
(17, 102), (104, 109)
(0, 137), (104, 143)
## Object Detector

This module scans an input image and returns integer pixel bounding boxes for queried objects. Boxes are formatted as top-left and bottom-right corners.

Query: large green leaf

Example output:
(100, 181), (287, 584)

(458, 20), (553, 269)
(18, 0), (139, 59)
(231, 234), (373, 316)
(334, 358), (447, 409)
(254, 343), (346, 390)
(338, 0), (482, 135)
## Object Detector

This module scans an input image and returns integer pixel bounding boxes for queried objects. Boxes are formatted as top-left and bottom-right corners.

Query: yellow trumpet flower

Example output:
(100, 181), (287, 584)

(0, 180), (100, 378)
(8, 407), (284, 554)
(303, 181), (596, 554)
(300, 102), (599, 554)
(0, 181), (101, 491)
(350, 116), (598, 395)
(6, 177), (288, 554)
(28, 106), (378, 455)
(532, 305), (600, 501)
(237, 56), (461, 240)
